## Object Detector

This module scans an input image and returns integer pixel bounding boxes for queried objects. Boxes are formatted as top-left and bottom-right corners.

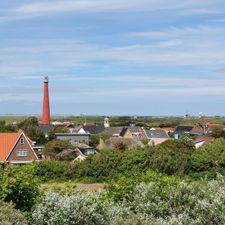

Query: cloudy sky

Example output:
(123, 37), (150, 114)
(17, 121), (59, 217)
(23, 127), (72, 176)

(1, 0), (225, 116)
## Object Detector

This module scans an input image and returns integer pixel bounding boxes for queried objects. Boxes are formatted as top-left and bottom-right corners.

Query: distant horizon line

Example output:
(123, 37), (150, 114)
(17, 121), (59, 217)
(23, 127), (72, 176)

(0, 114), (224, 118)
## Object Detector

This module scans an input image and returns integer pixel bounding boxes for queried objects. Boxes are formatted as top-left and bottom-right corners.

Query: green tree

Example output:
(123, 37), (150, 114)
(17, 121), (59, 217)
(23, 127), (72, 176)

(48, 126), (69, 141)
(150, 140), (195, 176)
(17, 117), (46, 144)
(211, 127), (225, 138)
(43, 139), (74, 159)
(0, 120), (16, 132)
(0, 166), (40, 212)
(113, 142), (128, 152)
(90, 133), (110, 148)
(190, 138), (225, 178)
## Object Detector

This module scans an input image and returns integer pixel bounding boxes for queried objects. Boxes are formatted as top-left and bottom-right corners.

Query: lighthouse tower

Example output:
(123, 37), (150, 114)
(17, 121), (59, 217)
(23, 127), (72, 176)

(41, 76), (51, 125)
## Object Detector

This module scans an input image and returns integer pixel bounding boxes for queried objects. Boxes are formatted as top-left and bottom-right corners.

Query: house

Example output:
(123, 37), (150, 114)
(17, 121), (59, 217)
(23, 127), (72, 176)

(101, 137), (144, 150)
(78, 125), (105, 135)
(193, 136), (213, 148)
(55, 132), (90, 145)
(104, 127), (123, 136)
(77, 143), (96, 156)
(161, 127), (175, 134)
(38, 124), (54, 138)
(119, 126), (146, 139)
(0, 129), (38, 165)
(174, 125), (205, 137)
(119, 127), (133, 139)
(144, 130), (170, 146)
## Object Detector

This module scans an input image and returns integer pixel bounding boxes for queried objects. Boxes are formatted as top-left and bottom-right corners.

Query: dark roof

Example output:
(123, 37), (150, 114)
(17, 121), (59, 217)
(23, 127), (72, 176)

(193, 136), (213, 144)
(145, 130), (169, 139)
(104, 127), (123, 136)
(38, 124), (54, 134)
(83, 125), (105, 134)
(174, 126), (194, 133)
(104, 137), (143, 149)
(119, 127), (129, 137)
(55, 133), (90, 137)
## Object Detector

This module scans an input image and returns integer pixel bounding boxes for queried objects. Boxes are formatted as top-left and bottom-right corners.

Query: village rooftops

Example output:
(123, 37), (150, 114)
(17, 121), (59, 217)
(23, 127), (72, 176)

(145, 130), (169, 139)
(174, 125), (205, 135)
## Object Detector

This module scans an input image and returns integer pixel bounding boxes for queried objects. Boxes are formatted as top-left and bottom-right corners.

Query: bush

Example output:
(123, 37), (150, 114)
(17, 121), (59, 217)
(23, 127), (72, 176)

(129, 175), (225, 225)
(32, 191), (130, 225)
(32, 175), (225, 225)
(0, 166), (40, 212)
(43, 139), (74, 159)
(150, 140), (195, 176)
(190, 138), (225, 178)
(110, 215), (162, 225)
(104, 170), (181, 203)
(0, 200), (28, 225)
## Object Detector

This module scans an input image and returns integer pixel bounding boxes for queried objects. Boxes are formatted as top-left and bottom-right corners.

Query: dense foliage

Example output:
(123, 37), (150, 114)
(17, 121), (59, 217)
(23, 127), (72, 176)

(0, 166), (40, 212)
(17, 117), (46, 144)
(0, 200), (28, 225)
(0, 120), (16, 132)
(9, 138), (225, 184)
(43, 139), (74, 159)
(32, 175), (225, 225)
(1, 136), (225, 224)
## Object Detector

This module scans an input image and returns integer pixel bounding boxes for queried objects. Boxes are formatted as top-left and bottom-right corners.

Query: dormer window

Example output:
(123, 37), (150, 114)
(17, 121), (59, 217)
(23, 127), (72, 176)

(20, 138), (24, 144)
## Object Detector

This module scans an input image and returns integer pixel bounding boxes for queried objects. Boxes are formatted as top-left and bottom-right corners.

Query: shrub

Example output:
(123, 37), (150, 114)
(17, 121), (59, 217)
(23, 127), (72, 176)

(190, 138), (225, 178)
(110, 215), (162, 225)
(150, 140), (195, 176)
(32, 175), (225, 225)
(43, 139), (74, 159)
(0, 166), (40, 212)
(32, 191), (130, 225)
(129, 175), (225, 225)
(0, 200), (28, 225)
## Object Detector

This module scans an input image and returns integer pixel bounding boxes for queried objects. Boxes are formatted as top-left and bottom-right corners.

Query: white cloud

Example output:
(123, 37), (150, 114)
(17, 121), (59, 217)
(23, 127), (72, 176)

(1, 24), (225, 78)
(0, 0), (224, 22)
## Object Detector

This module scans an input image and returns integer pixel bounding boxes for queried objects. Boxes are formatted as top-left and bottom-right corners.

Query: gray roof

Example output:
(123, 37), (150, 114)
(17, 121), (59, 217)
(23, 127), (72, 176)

(104, 137), (144, 149)
(55, 133), (90, 137)
(174, 126), (194, 133)
(103, 127), (123, 135)
(145, 130), (169, 139)
(38, 124), (54, 135)
(83, 125), (105, 134)
(119, 127), (129, 137)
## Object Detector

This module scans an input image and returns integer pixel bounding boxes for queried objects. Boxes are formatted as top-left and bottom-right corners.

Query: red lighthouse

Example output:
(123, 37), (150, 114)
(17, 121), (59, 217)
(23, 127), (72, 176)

(41, 76), (51, 125)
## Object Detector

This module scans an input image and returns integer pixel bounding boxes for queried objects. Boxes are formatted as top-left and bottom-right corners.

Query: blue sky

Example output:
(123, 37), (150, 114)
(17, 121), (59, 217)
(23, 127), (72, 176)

(1, 0), (225, 116)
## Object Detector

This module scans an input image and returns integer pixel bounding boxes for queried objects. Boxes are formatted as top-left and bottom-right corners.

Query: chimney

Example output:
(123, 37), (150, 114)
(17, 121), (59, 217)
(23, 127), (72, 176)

(41, 76), (51, 125)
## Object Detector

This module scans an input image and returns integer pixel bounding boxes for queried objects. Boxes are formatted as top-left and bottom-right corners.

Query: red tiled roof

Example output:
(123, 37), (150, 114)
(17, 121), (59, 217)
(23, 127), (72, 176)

(0, 129), (23, 161)
(206, 122), (224, 127)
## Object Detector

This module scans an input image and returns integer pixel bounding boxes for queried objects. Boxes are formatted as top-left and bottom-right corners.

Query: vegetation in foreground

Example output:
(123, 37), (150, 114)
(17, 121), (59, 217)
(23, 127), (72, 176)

(1, 137), (225, 224)
(1, 116), (225, 224)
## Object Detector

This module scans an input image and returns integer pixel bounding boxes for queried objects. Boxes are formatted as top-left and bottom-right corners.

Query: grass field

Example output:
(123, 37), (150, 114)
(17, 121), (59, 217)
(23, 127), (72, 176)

(1, 115), (225, 127)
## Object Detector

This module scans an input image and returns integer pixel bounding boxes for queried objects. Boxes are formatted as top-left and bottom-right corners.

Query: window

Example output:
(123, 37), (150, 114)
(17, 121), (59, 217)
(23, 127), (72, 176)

(17, 150), (27, 157)
(20, 138), (24, 144)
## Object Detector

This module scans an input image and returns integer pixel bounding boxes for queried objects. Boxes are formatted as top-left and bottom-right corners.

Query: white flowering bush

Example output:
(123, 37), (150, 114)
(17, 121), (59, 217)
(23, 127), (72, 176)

(130, 175), (225, 225)
(32, 191), (130, 225)
(32, 175), (225, 225)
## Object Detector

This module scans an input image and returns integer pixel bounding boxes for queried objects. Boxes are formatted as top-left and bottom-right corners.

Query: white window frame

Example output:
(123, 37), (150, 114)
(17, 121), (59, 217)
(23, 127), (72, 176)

(17, 149), (28, 157)
(20, 138), (24, 144)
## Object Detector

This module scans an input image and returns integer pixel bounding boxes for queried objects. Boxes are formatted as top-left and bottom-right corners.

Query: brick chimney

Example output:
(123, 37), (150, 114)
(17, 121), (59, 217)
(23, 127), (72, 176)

(41, 76), (51, 125)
